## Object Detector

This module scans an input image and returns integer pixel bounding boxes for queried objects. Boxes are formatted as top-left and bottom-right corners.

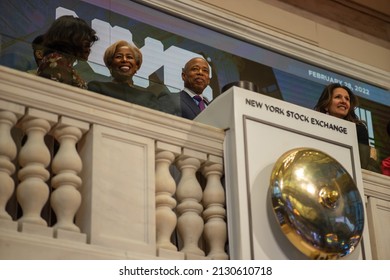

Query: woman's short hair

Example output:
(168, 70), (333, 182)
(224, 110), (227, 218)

(103, 40), (142, 69)
(43, 15), (98, 58)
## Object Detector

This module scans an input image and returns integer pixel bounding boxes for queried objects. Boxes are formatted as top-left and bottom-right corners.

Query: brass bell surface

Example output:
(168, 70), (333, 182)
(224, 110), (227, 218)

(269, 148), (364, 259)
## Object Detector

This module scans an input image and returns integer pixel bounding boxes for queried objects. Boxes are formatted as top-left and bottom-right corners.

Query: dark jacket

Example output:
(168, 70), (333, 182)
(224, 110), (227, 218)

(179, 90), (209, 120)
(88, 81), (161, 110)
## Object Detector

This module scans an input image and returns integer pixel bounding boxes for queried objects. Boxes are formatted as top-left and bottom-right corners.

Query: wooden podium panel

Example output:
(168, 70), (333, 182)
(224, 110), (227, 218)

(195, 87), (372, 260)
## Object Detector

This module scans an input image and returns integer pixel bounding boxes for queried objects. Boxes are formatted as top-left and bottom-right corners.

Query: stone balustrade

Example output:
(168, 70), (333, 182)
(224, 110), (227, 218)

(0, 66), (226, 260)
(0, 66), (389, 259)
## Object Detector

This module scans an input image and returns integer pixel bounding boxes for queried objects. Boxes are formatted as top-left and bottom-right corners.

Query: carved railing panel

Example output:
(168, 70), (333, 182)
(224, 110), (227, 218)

(0, 66), (227, 259)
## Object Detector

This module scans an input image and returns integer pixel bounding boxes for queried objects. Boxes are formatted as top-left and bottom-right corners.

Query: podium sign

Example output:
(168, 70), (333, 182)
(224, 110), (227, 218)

(195, 87), (371, 260)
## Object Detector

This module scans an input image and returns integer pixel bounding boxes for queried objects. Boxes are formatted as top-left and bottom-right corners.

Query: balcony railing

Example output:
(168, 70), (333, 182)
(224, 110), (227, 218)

(0, 66), (227, 260)
(1, 65), (389, 260)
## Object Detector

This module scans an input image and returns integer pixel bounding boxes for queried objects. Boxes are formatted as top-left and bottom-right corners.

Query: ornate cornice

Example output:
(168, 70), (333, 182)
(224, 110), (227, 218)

(137, 0), (389, 89)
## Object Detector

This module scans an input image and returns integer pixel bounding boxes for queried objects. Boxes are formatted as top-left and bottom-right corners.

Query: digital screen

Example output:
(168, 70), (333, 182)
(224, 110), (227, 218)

(1, 0), (389, 162)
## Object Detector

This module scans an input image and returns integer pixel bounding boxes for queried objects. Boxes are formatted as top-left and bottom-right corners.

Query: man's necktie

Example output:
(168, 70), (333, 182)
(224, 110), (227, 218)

(193, 95), (206, 111)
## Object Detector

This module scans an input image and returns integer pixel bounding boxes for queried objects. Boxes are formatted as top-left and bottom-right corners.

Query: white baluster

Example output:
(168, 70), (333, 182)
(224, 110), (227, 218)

(17, 117), (51, 225)
(155, 150), (177, 251)
(202, 160), (228, 260)
(176, 156), (204, 256)
(0, 110), (18, 220)
(51, 125), (83, 232)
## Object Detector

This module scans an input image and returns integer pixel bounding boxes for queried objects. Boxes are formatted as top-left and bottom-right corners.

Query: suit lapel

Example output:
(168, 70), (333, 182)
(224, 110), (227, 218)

(181, 91), (201, 115)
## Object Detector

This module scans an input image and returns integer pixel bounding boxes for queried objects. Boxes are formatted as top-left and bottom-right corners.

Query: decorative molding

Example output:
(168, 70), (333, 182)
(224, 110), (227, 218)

(0, 66), (224, 157)
(363, 169), (390, 202)
(137, 0), (389, 89)
(280, 0), (390, 41)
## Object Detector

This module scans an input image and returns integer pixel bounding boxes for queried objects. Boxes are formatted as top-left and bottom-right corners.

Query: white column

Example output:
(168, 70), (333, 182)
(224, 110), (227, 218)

(51, 117), (88, 232)
(202, 156), (228, 260)
(155, 147), (177, 251)
(176, 150), (205, 256)
(17, 109), (56, 225)
(0, 110), (18, 220)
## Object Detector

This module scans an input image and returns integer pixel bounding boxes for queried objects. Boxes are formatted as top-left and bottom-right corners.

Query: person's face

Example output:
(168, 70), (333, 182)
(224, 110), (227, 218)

(327, 87), (351, 118)
(110, 46), (139, 83)
(34, 49), (44, 66)
(80, 40), (92, 61)
(182, 58), (210, 95)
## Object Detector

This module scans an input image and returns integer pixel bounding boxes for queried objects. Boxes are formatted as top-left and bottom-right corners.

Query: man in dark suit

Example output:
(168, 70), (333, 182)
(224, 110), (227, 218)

(179, 57), (211, 120)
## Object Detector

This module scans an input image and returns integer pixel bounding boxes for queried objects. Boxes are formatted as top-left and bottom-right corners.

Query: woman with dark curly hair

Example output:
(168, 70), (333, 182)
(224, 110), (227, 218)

(314, 83), (370, 168)
(38, 15), (98, 89)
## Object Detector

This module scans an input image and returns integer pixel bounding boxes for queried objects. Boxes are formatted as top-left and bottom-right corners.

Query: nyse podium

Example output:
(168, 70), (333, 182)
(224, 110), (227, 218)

(195, 87), (372, 260)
